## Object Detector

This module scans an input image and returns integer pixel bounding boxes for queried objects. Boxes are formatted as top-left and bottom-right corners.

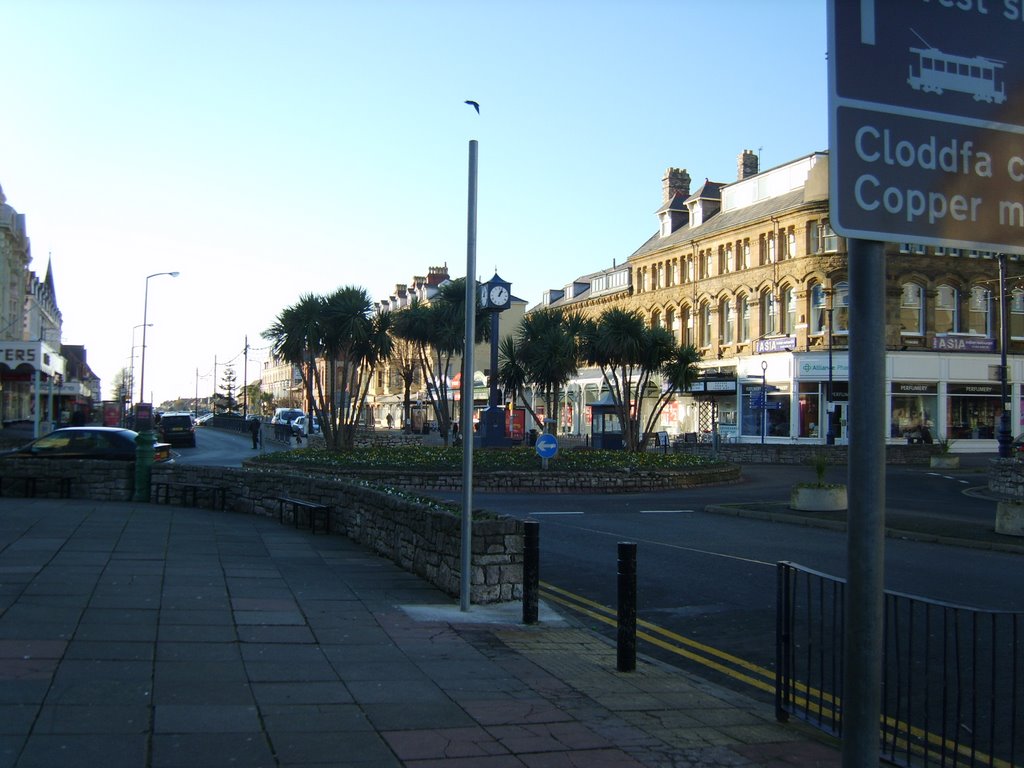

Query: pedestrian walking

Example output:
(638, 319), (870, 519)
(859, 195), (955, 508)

(386, 413), (394, 429)
(249, 416), (261, 449)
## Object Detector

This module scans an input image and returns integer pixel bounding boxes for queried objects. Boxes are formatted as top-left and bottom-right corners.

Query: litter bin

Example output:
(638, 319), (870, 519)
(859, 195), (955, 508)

(528, 429), (538, 446)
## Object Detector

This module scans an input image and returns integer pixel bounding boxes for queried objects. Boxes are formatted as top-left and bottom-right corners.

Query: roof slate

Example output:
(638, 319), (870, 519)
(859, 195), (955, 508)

(630, 188), (811, 260)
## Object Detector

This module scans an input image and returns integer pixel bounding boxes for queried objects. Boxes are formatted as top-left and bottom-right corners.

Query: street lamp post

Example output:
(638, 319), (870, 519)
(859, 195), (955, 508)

(134, 271), (179, 502)
(760, 360), (768, 445)
(130, 323), (153, 407)
(826, 294), (836, 445)
(997, 254), (1013, 458)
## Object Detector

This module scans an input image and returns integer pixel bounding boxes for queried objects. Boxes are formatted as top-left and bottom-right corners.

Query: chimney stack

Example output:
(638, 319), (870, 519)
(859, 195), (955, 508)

(662, 168), (691, 204)
(737, 150), (759, 180)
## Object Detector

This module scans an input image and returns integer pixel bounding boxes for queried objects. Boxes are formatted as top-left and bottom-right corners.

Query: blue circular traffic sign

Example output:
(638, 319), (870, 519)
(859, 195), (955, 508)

(535, 433), (558, 459)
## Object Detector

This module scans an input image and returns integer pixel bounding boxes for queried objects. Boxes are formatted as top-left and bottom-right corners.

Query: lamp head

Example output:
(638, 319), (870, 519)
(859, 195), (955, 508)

(169, 271), (180, 277)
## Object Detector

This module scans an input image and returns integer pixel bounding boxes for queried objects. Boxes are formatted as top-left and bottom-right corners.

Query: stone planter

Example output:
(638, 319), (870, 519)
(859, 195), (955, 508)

(790, 484), (848, 512)
(930, 455), (960, 469)
(996, 500), (1024, 537)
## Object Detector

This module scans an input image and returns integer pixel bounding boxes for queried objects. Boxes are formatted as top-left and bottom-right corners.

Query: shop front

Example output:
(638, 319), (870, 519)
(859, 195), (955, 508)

(0, 340), (65, 433)
(890, 382), (938, 442)
(946, 382), (1001, 441)
(741, 381), (792, 439)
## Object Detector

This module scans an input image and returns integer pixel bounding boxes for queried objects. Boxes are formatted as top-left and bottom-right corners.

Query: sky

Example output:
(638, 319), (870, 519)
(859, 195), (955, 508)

(0, 0), (828, 406)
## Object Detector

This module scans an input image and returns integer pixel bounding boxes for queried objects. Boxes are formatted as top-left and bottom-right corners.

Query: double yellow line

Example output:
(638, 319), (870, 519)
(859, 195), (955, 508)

(541, 581), (1011, 768)
(540, 580), (776, 693)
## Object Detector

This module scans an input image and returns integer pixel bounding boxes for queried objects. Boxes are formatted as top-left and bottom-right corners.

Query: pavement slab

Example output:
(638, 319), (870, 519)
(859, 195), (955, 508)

(0, 497), (845, 767)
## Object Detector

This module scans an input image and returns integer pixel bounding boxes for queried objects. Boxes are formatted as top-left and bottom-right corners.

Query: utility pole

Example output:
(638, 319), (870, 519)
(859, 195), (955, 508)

(243, 336), (249, 419)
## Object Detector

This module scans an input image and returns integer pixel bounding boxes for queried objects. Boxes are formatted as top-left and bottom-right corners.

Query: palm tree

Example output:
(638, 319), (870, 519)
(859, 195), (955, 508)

(636, 336), (702, 450)
(263, 293), (325, 439)
(497, 335), (541, 431)
(391, 278), (487, 445)
(321, 287), (373, 449)
(346, 309), (393, 439)
(581, 308), (701, 451)
(390, 300), (433, 434)
(501, 308), (582, 434)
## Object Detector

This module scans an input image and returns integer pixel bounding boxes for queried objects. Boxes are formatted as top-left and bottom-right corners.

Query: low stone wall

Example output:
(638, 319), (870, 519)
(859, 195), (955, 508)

(672, 443), (937, 465)
(151, 464), (522, 603)
(289, 430), (425, 451)
(251, 462), (741, 493)
(988, 458), (1024, 500)
(0, 457), (135, 500)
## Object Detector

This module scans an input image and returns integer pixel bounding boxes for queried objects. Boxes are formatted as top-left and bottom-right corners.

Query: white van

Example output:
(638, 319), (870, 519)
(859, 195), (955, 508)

(271, 408), (304, 425)
(291, 415), (321, 436)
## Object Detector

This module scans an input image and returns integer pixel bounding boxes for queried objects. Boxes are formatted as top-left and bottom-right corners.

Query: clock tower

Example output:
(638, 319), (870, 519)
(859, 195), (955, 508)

(479, 272), (511, 446)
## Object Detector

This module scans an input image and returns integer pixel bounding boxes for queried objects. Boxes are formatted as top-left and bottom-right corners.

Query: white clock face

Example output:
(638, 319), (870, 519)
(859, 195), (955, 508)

(489, 285), (509, 306)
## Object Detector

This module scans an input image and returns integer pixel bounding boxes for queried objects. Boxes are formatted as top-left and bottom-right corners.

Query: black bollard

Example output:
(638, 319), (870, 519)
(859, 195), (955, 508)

(617, 541), (637, 672)
(522, 520), (539, 624)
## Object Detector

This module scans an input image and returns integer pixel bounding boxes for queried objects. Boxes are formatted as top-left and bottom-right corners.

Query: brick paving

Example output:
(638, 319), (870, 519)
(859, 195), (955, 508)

(0, 498), (843, 767)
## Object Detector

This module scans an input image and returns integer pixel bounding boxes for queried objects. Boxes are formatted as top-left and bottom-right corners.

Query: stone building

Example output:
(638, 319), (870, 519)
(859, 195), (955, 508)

(367, 265), (526, 431)
(538, 150), (1020, 451)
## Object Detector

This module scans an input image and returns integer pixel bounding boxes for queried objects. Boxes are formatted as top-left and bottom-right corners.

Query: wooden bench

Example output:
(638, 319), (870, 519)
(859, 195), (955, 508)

(276, 496), (330, 534)
(152, 481), (226, 510)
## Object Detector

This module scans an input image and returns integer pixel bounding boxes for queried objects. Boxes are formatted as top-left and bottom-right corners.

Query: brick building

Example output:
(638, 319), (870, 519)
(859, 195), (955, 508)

(539, 151), (1020, 451)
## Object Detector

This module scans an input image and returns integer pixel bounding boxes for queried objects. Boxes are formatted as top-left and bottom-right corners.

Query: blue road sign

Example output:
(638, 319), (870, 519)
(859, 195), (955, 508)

(828, 0), (1024, 252)
(535, 433), (559, 460)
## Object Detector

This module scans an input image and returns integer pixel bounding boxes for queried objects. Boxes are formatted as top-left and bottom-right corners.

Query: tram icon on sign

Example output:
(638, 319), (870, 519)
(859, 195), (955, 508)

(906, 29), (1007, 105)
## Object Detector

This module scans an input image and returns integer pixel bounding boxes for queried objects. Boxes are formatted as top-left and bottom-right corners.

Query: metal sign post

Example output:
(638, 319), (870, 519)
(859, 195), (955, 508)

(460, 139), (477, 613)
(828, 1), (1024, 762)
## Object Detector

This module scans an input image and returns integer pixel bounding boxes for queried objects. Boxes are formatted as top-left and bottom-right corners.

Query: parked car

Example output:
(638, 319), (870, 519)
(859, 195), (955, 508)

(158, 413), (196, 447)
(0, 427), (173, 462)
(271, 408), (304, 426)
(291, 415), (321, 436)
(194, 413), (215, 426)
(272, 408), (305, 440)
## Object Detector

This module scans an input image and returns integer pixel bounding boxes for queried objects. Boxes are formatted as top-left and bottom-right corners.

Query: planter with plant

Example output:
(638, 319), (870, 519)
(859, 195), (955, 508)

(930, 437), (959, 469)
(790, 452), (847, 512)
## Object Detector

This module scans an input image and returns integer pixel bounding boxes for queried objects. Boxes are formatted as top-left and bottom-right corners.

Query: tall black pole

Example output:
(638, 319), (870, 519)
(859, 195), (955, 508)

(843, 238), (886, 768)
(826, 305), (836, 444)
(998, 253), (1012, 458)
(760, 360), (767, 445)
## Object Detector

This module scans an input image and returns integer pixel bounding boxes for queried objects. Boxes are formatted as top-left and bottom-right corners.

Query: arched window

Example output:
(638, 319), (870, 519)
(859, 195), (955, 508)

(761, 290), (776, 335)
(665, 307), (676, 339)
(935, 284), (959, 334)
(1012, 289), (1024, 340)
(719, 299), (733, 344)
(900, 282), (925, 336)
(968, 285), (992, 336)
(739, 295), (751, 342)
(681, 305), (692, 346)
(809, 283), (826, 335)
(781, 286), (796, 335)
(651, 309), (661, 329)
(700, 303), (712, 347)
(833, 281), (850, 334)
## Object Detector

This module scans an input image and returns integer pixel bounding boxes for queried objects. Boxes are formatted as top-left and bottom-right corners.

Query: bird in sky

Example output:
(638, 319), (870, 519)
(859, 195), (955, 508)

(464, 100), (480, 114)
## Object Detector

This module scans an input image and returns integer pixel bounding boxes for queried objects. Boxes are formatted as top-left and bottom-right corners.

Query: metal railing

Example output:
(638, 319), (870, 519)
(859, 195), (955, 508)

(776, 561), (1022, 767)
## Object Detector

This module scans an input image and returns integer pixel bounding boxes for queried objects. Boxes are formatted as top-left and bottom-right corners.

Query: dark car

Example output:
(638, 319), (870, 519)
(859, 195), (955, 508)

(158, 413), (196, 447)
(0, 427), (173, 462)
